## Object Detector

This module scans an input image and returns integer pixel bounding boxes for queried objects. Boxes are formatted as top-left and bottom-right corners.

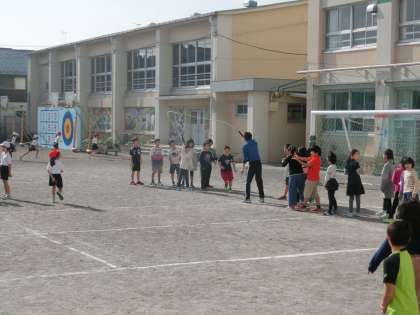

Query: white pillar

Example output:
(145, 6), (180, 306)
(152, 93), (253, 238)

(75, 46), (90, 138)
(247, 91), (270, 162)
(111, 37), (126, 144)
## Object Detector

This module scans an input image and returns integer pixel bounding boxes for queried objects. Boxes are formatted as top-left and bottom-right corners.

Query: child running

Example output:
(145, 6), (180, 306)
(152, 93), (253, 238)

(0, 141), (12, 200)
(150, 139), (164, 186)
(402, 157), (419, 202)
(380, 149), (395, 219)
(168, 140), (181, 186)
(199, 142), (213, 190)
(177, 141), (194, 191)
(47, 149), (64, 203)
(324, 151), (338, 216)
(381, 220), (419, 315)
(129, 137), (143, 186)
(219, 145), (236, 192)
(20, 134), (39, 160)
(345, 149), (365, 217)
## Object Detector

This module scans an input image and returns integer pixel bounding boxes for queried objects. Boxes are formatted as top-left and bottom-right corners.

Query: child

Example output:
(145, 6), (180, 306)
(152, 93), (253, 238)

(47, 150), (64, 203)
(381, 220), (419, 315)
(279, 144), (291, 200)
(403, 157), (419, 202)
(296, 145), (322, 212)
(129, 138), (143, 186)
(207, 139), (217, 188)
(54, 131), (61, 148)
(90, 133), (99, 156)
(219, 145), (236, 192)
(199, 142), (213, 190)
(188, 139), (198, 189)
(380, 149), (395, 219)
(20, 134), (39, 160)
(0, 142), (12, 200)
(168, 140), (180, 186)
(177, 142), (194, 191)
(282, 145), (305, 210)
(345, 149), (365, 217)
(390, 158), (406, 218)
(150, 139), (164, 186)
(9, 132), (18, 154)
(324, 151), (339, 216)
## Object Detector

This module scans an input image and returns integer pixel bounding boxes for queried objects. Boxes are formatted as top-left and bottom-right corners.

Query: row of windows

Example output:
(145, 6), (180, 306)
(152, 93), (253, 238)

(326, 0), (420, 50)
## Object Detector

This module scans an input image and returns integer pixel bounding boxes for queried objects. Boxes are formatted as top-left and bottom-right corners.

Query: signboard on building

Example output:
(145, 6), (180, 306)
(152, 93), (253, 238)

(37, 106), (81, 150)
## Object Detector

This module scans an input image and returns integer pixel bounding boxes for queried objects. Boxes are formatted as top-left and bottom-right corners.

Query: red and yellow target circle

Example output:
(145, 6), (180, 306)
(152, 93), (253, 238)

(62, 111), (74, 146)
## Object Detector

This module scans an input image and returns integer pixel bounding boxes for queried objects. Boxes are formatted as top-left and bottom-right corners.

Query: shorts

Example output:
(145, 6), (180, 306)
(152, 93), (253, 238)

(304, 180), (319, 200)
(92, 143), (99, 151)
(152, 160), (163, 172)
(49, 174), (63, 189)
(28, 145), (37, 152)
(132, 162), (141, 172)
(0, 166), (9, 181)
(285, 176), (289, 186)
(170, 164), (180, 175)
(221, 170), (234, 183)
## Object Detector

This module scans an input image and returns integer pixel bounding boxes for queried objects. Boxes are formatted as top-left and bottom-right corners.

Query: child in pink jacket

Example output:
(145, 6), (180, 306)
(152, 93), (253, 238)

(390, 158), (406, 219)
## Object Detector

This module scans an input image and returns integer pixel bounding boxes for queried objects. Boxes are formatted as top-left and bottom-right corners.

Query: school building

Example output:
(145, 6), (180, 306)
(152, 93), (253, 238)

(27, 0), (307, 162)
(303, 0), (420, 166)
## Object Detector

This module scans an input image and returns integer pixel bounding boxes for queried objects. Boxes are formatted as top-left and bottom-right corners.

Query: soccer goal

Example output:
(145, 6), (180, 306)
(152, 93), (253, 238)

(309, 109), (420, 175)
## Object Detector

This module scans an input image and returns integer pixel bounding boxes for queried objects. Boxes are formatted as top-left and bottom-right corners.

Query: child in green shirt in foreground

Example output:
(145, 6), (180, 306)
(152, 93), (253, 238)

(381, 220), (419, 315)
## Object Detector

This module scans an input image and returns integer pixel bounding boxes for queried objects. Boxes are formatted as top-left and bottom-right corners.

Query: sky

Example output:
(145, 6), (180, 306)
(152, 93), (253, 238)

(0, 0), (282, 50)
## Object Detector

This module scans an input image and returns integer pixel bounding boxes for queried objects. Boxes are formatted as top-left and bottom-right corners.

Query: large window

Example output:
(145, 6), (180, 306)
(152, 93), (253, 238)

(323, 90), (375, 132)
(400, 0), (420, 41)
(397, 89), (420, 109)
(91, 55), (112, 93)
(61, 60), (76, 93)
(326, 3), (377, 50)
(127, 48), (156, 90)
(173, 39), (211, 87)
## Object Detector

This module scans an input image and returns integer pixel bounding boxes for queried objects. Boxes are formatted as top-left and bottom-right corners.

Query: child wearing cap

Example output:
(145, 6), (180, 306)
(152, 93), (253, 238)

(47, 149), (64, 203)
(0, 142), (12, 199)
(150, 139), (164, 186)
(20, 134), (39, 160)
(129, 138), (143, 186)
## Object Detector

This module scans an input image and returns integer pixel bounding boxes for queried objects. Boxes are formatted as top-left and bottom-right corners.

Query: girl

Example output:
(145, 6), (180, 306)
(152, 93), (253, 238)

(402, 157), (419, 202)
(0, 142), (12, 200)
(218, 145), (236, 192)
(177, 141), (194, 191)
(150, 139), (164, 186)
(390, 158), (406, 219)
(380, 149), (395, 219)
(90, 133), (99, 156)
(188, 139), (198, 189)
(47, 150), (64, 203)
(345, 149), (365, 217)
(20, 134), (39, 160)
(279, 144), (291, 200)
(281, 145), (305, 210)
(324, 151), (339, 216)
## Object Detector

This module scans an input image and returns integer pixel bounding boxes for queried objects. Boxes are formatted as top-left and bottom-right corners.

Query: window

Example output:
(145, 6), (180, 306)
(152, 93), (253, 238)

(236, 104), (248, 116)
(326, 3), (377, 50)
(61, 60), (76, 93)
(173, 39), (211, 87)
(400, 0), (420, 41)
(397, 89), (420, 109)
(127, 48), (156, 90)
(322, 90), (375, 132)
(91, 55), (112, 93)
(287, 104), (306, 123)
(0, 76), (14, 89)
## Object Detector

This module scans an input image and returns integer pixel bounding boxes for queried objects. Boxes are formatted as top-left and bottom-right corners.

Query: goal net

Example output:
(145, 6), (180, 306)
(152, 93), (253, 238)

(309, 110), (420, 175)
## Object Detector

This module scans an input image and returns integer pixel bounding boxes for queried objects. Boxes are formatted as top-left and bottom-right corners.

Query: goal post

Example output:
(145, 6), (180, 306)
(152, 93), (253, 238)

(309, 109), (420, 175)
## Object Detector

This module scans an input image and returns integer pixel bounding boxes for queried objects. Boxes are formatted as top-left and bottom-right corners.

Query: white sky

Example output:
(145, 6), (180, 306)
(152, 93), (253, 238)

(1, 0), (282, 50)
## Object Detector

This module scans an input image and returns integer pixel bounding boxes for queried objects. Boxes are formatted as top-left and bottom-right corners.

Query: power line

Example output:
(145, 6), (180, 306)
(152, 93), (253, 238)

(217, 33), (307, 56)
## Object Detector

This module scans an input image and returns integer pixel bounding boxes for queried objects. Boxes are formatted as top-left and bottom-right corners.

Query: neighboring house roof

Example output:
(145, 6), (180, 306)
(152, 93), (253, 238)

(0, 48), (31, 76)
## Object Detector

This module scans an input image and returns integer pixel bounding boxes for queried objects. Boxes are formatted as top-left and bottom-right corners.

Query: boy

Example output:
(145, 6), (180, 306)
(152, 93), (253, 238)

(219, 145), (236, 192)
(129, 138), (143, 186)
(168, 140), (180, 186)
(296, 145), (322, 212)
(0, 141), (12, 200)
(20, 134), (39, 160)
(150, 139), (164, 186)
(199, 142), (213, 190)
(53, 131), (61, 148)
(177, 142), (194, 191)
(47, 149), (64, 203)
(381, 220), (419, 314)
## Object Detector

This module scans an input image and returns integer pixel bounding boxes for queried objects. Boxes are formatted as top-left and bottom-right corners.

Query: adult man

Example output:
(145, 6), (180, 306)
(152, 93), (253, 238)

(241, 132), (264, 203)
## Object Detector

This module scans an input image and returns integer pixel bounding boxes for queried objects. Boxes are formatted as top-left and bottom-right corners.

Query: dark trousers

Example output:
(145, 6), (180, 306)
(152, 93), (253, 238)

(383, 198), (392, 216)
(390, 191), (399, 219)
(177, 169), (189, 187)
(327, 189), (337, 214)
(201, 166), (211, 189)
(246, 160), (264, 200)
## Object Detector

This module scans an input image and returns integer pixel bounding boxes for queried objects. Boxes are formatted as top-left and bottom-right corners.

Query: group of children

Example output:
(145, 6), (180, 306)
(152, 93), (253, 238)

(129, 137), (236, 192)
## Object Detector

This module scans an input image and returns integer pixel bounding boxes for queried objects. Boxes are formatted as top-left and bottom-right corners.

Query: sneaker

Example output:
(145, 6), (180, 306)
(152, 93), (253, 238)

(224, 187), (229, 192)
(187, 187), (193, 192)
(243, 199), (251, 204)
(150, 181), (156, 186)
(176, 187), (181, 191)
(56, 192), (64, 201)
(208, 185), (214, 189)
(228, 188), (232, 193)
(137, 181), (144, 186)
(130, 181), (136, 186)
(158, 182), (164, 187)
(259, 198), (265, 204)
(376, 210), (385, 216)
(311, 207), (322, 213)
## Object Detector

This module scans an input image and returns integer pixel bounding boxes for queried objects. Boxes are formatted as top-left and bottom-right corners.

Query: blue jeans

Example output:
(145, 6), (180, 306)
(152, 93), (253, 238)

(288, 173), (305, 207)
(403, 192), (413, 201)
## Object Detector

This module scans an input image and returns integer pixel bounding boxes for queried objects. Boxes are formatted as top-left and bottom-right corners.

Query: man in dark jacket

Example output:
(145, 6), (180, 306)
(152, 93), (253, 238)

(241, 132), (264, 203)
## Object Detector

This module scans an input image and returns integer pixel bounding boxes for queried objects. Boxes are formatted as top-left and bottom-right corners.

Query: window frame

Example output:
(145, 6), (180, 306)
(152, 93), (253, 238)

(287, 103), (306, 124)
(235, 103), (248, 117)
(172, 38), (212, 88)
(60, 59), (77, 93)
(91, 54), (112, 93)
(325, 3), (377, 51)
(127, 47), (156, 91)
(400, 0), (420, 42)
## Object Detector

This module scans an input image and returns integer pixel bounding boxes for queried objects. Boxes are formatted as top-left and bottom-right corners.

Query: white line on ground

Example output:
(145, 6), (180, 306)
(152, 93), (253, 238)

(0, 248), (375, 283)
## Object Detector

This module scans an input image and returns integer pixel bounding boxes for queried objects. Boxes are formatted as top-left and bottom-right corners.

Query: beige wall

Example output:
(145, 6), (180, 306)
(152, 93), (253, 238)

(225, 3), (307, 81)
(169, 20), (211, 43)
(124, 91), (157, 108)
(124, 31), (156, 51)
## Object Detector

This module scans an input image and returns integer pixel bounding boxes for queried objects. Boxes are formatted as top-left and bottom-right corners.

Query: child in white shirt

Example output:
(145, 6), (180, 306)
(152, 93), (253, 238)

(20, 134), (39, 160)
(47, 150), (64, 203)
(0, 141), (12, 199)
(324, 152), (339, 215)
(177, 142), (194, 191)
